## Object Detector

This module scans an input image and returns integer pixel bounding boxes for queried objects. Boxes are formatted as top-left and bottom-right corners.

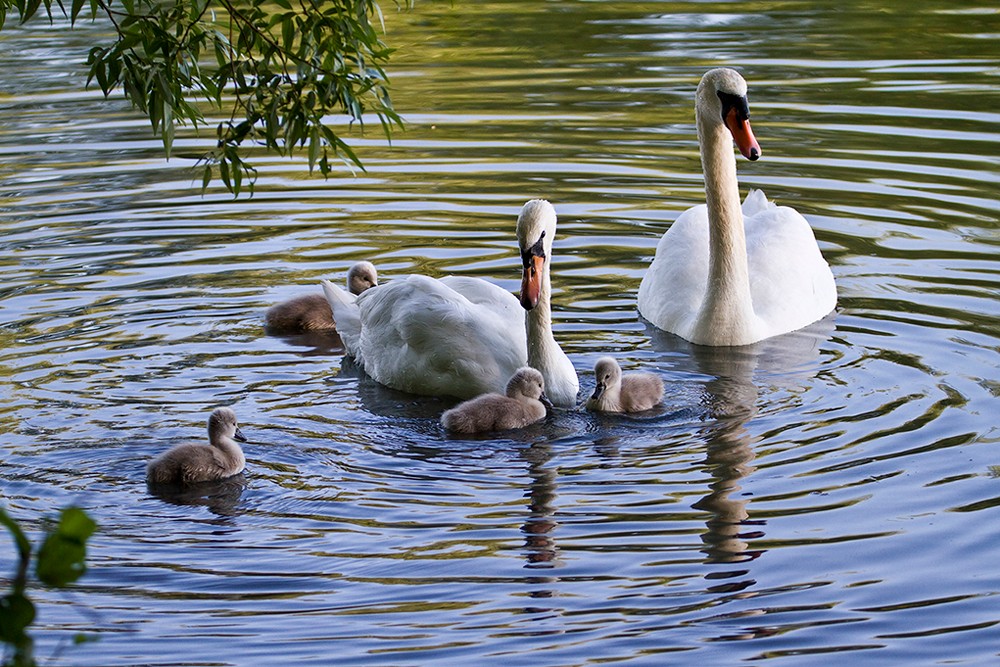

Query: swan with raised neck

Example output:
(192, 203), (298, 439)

(320, 200), (578, 405)
(638, 68), (836, 346)
(517, 199), (579, 407)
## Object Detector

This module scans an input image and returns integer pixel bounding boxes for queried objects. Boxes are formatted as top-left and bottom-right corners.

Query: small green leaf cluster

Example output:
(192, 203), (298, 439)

(0, 0), (405, 196)
(1, 506), (97, 667)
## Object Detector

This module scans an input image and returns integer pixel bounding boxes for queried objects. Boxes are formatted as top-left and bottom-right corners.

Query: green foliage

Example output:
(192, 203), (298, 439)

(0, 0), (405, 196)
(35, 508), (96, 588)
(1, 506), (97, 667)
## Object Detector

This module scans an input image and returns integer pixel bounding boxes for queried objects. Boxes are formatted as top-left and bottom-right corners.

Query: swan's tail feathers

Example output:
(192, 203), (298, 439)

(742, 189), (774, 217)
(321, 280), (362, 357)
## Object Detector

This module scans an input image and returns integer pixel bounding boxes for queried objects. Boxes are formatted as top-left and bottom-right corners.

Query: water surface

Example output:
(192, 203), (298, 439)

(1, 1), (999, 664)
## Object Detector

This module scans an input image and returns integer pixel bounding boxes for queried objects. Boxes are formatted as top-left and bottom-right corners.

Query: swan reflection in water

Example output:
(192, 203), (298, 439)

(648, 315), (835, 568)
(331, 306), (833, 600)
(518, 439), (563, 613)
(521, 441), (560, 572)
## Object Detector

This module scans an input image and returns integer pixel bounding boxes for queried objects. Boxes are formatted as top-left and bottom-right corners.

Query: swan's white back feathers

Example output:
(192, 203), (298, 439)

(350, 274), (527, 399)
(743, 199), (836, 331)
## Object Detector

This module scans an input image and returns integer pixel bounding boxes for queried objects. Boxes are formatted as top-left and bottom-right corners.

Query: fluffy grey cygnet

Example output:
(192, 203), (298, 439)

(441, 367), (552, 433)
(146, 407), (248, 484)
(586, 357), (664, 413)
(265, 261), (377, 333)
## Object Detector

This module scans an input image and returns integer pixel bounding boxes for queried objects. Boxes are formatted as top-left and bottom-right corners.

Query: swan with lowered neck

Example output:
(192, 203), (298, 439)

(637, 68), (836, 346)
(322, 200), (579, 406)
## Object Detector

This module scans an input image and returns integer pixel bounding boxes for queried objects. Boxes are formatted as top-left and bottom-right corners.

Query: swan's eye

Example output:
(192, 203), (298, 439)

(717, 90), (750, 122)
(521, 231), (547, 267)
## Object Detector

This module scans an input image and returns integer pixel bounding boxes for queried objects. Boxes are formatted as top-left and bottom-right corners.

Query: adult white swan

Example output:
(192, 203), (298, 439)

(637, 68), (836, 346)
(322, 200), (579, 406)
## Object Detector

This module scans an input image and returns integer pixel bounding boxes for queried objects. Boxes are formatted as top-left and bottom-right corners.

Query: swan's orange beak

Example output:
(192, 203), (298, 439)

(520, 254), (543, 310)
(724, 107), (761, 161)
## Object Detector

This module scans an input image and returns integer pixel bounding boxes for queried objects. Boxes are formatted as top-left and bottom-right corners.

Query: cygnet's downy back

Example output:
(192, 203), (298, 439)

(147, 407), (248, 485)
(586, 357), (664, 413)
(265, 261), (378, 333)
(441, 367), (551, 434)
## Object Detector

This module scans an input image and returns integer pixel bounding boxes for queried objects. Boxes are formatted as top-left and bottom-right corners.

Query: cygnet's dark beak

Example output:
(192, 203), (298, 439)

(590, 382), (606, 401)
(540, 393), (554, 414)
(234, 426), (248, 443)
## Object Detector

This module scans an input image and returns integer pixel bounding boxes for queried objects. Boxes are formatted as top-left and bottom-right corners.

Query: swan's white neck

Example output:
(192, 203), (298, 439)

(526, 267), (558, 369)
(692, 102), (759, 345)
(525, 257), (578, 406)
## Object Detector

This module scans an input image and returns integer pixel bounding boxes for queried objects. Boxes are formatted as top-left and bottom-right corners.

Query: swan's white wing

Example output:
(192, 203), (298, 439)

(439, 275), (524, 319)
(745, 196), (837, 335)
(356, 275), (527, 399)
(321, 280), (362, 357)
(637, 204), (711, 340)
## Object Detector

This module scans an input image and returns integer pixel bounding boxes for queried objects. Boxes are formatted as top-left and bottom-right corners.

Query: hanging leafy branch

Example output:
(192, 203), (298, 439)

(0, 0), (404, 196)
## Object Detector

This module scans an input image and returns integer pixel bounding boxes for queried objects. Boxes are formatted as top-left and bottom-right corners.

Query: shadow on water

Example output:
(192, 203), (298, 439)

(521, 440), (559, 571)
(265, 329), (347, 357)
(146, 475), (249, 517)
(340, 354), (460, 421)
(517, 440), (562, 614)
